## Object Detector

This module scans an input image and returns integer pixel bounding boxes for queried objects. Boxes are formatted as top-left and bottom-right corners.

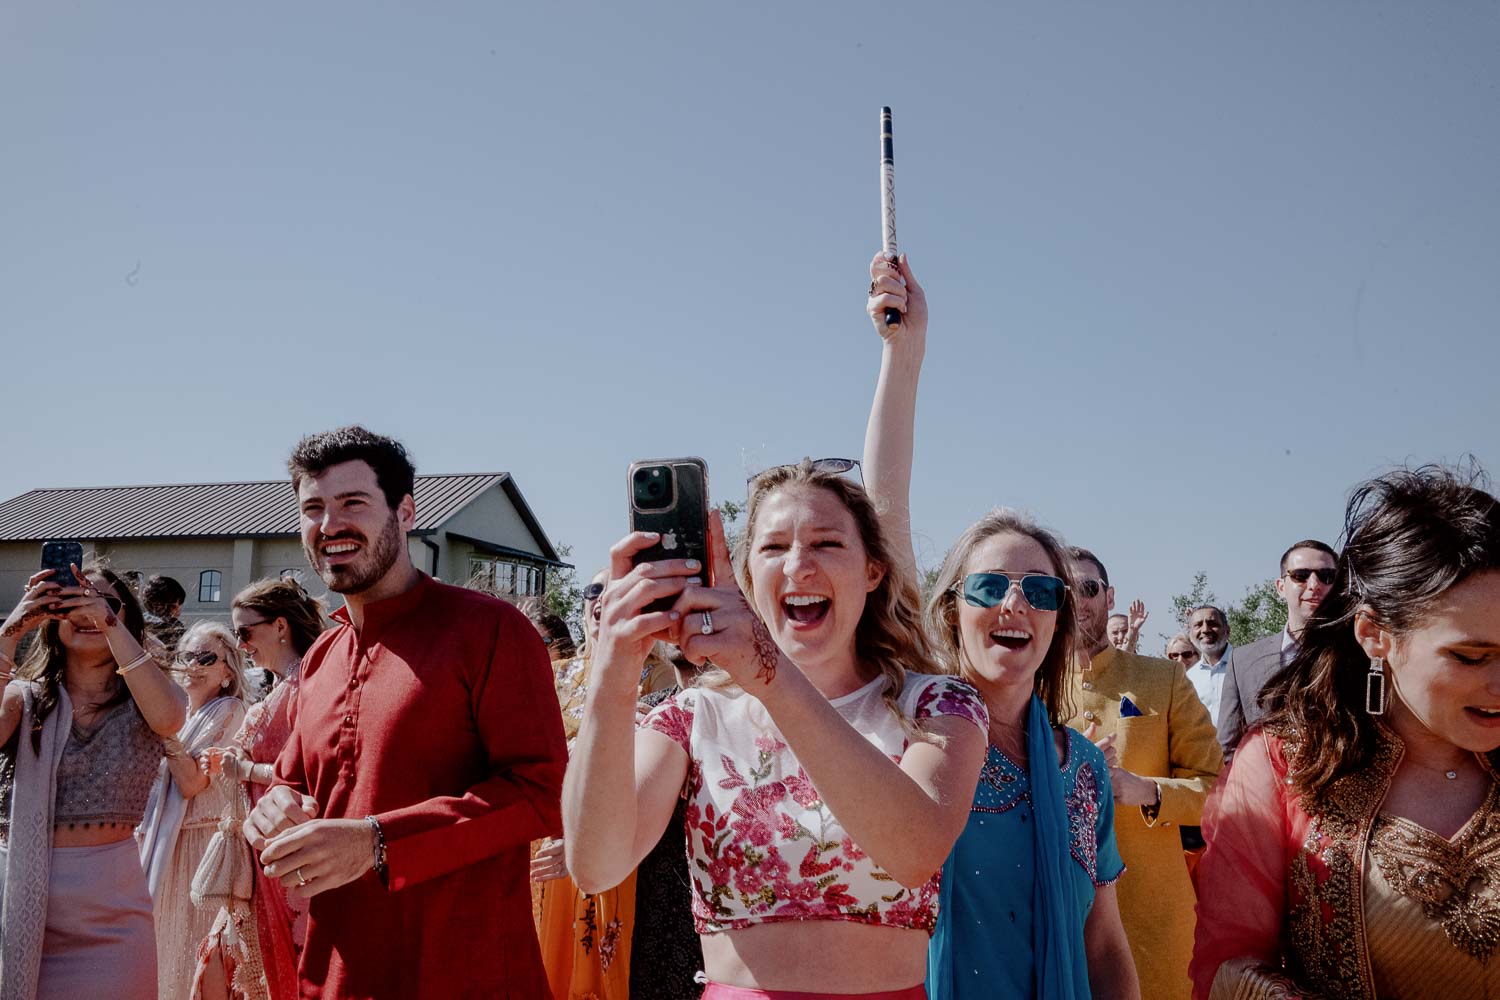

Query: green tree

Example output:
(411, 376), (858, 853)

(715, 499), (745, 554)
(1167, 571), (1287, 648)
(1226, 579), (1288, 646)
(1169, 571), (1218, 632)
(542, 543), (584, 642)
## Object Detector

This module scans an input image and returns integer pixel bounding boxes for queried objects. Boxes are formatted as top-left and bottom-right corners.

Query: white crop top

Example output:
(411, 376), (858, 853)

(639, 671), (988, 935)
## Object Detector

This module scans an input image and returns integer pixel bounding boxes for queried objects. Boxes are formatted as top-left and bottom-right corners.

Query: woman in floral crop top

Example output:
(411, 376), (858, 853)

(563, 460), (990, 999)
(862, 253), (1139, 999)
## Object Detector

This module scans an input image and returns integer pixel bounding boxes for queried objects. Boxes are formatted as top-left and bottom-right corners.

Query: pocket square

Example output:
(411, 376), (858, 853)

(1120, 696), (1143, 718)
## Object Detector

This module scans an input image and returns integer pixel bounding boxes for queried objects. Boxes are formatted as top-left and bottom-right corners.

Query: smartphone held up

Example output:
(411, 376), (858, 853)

(627, 458), (712, 613)
(41, 541), (84, 590)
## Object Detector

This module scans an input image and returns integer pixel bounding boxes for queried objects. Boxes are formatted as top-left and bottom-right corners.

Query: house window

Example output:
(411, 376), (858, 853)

(468, 556), (542, 597)
(199, 570), (222, 604)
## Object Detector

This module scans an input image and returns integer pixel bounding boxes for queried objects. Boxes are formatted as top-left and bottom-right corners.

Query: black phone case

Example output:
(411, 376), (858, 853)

(628, 458), (711, 613)
(41, 541), (83, 589)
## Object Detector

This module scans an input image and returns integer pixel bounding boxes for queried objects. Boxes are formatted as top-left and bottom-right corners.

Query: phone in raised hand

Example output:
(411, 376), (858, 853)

(626, 458), (712, 613)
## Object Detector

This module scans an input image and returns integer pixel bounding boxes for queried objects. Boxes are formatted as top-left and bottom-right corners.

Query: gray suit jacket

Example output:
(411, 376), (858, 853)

(1216, 633), (1286, 758)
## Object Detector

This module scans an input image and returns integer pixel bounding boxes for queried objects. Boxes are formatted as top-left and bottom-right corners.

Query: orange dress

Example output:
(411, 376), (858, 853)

(533, 656), (637, 999)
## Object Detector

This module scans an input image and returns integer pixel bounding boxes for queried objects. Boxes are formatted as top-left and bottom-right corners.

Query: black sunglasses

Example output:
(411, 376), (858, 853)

(1286, 568), (1336, 585)
(1077, 578), (1109, 599)
(583, 582), (605, 602)
(1166, 650), (1199, 662)
(957, 572), (1069, 613)
(174, 650), (220, 668)
(748, 458), (863, 485)
(100, 595), (123, 614)
(233, 620), (270, 642)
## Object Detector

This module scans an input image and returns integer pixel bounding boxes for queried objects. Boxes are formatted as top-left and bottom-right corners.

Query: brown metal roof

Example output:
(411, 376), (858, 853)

(0, 474), (511, 542)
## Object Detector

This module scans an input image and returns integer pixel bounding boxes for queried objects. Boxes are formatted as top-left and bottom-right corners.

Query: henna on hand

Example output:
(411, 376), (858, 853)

(749, 615), (779, 686)
(2, 606), (47, 638)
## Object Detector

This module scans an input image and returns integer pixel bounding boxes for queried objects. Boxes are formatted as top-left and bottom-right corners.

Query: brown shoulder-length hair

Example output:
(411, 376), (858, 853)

(17, 562), (146, 754)
(725, 460), (937, 729)
(1260, 463), (1500, 808)
(923, 508), (1079, 726)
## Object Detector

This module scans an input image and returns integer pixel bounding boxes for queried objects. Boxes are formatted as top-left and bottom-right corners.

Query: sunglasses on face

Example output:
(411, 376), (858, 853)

(233, 620), (269, 642)
(1077, 578), (1108, 599)
(957, 572), (1069, 613)
(583, 583), (605, 603)
(175, 650), (220, 668)
(1166, 650), (1199, 662)
(1286, 568), (1336, 586)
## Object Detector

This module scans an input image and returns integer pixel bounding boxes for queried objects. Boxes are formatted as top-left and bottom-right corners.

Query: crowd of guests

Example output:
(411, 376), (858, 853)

(0, 250), (1495, 1000)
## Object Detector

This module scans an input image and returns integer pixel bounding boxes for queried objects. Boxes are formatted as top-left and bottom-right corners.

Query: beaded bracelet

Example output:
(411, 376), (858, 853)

(366, 815), (389, 887)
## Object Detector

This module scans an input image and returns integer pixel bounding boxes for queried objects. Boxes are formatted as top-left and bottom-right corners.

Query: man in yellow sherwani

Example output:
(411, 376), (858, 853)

(1066, 547), (1223, 1000)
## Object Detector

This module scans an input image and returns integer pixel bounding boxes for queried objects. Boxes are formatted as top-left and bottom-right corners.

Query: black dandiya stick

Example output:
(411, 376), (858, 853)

(880, 106), (900, 332)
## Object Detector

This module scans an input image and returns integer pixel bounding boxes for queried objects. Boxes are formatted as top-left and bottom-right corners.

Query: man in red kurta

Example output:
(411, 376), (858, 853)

(244, 427), (567, 999)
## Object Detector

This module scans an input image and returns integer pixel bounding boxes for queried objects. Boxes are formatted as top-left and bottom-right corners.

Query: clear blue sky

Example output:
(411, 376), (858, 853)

(4, 3), (1496, 645)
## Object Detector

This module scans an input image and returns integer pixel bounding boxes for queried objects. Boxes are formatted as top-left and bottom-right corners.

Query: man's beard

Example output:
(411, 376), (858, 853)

(1194, 638), (1229, 661)
(307, 515), (404, 595)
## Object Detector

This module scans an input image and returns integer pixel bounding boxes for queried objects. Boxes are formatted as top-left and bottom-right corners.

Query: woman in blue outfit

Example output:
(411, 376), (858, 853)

(862, 252), (1140, 999)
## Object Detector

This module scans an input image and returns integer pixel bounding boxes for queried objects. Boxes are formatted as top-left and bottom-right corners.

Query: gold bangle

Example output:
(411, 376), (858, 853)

(116, 652), (152, 676)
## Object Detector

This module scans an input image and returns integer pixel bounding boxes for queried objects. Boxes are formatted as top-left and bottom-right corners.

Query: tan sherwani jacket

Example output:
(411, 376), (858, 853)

(1068, 646), (1224, 1000)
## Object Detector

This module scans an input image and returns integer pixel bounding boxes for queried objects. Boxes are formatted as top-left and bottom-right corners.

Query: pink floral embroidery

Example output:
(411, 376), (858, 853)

(670, 680), (957, 935)
(912, 676), (989, 732)
(640, 700), (694, 753)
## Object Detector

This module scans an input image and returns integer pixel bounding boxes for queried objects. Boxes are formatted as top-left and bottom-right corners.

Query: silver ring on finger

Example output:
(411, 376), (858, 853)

(700, 611), (714, 636)
(84, 588), (95, 597)
(296, 867), (309, 886)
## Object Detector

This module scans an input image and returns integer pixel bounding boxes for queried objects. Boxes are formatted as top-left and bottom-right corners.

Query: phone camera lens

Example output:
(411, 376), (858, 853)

(633, 466), (674, 511)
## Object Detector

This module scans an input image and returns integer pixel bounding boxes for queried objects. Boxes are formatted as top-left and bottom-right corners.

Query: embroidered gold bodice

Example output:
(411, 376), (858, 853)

(1363, 783), (1500, 998)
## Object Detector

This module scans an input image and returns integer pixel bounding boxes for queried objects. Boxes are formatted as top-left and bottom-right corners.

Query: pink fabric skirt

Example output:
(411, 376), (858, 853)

(36, 840), (157, 1000)
(702, 984), (926, 1000)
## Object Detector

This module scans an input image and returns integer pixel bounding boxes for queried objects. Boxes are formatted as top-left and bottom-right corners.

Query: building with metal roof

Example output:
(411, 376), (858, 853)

(0, 474), (569, 621)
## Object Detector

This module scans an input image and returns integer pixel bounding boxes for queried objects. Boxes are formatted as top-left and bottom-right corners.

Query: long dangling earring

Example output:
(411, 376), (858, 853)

(1366, 657), (1387, 715)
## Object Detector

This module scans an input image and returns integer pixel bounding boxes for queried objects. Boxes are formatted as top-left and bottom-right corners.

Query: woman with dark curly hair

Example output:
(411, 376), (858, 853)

(1191, 464), (1500, 999)
(0, 561), (187, 999)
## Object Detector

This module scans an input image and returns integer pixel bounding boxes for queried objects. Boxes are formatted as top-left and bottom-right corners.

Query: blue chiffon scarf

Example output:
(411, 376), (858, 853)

(1027, 693), (1090, 999)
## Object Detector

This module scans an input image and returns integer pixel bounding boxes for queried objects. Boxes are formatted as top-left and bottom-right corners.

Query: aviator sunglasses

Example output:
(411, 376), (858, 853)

(957, 572), (1069, 613)
(1285, 567), (1336, 586)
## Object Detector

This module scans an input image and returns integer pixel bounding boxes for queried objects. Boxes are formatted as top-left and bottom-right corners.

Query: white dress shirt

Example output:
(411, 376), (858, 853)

(1189, 642), (1233, 725)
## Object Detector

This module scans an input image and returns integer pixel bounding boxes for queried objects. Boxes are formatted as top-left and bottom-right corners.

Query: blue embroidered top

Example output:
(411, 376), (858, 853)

(927, 722), (1124, 999)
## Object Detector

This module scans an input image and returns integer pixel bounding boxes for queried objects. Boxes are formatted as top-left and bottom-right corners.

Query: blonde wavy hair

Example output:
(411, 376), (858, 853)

(703, 460), (937, 731)
(178, 620), (248, 701)
(923, 508), (1079, 726)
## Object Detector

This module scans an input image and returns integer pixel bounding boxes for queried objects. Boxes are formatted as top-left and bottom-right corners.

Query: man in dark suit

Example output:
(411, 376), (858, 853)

(1216, 539), (1338, 757)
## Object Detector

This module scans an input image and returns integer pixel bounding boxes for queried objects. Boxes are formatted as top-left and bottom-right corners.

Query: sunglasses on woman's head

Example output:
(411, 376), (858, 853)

(748, 458), (863, 486)
(957, 572), (1069, 613)
(1286, 568), (1336, 585)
